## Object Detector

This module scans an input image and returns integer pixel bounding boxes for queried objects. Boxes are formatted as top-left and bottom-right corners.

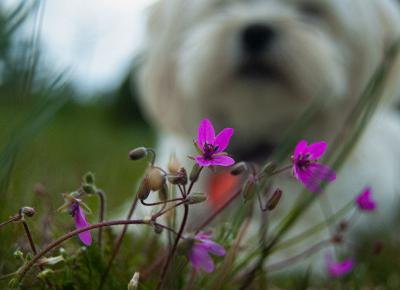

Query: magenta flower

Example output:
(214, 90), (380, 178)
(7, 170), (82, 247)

(188, 231), (226, 273)
(69, 202), (92, 246)
(292, 140), (336, 193)
(325, 252), (354, 278)
(194, 119), (234, 167)
(355, 187), (376, 212)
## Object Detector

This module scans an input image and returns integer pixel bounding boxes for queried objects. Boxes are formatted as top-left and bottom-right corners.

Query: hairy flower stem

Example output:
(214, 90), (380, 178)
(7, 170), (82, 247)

(268, 240), (330, 272)
(99, 196), (139, 290)
(96, 189), (106, 249)
(21, 219), (54, 289)
(157, 204), (189, 290)
(0, 215), (20, 228)
(16, 219), (177, 284)
(195, 188), (242, 233)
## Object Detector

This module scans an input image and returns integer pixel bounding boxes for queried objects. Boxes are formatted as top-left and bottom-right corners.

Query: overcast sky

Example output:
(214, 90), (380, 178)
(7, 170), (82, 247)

(4, 0), (155, 95)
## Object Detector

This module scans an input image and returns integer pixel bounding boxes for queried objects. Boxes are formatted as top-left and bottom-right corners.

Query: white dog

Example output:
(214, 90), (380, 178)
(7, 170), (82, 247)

(136, 0), (400, 273)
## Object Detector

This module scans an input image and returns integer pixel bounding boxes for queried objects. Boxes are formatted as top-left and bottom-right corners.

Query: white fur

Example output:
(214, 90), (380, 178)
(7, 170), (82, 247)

(136, 0), (400, 273)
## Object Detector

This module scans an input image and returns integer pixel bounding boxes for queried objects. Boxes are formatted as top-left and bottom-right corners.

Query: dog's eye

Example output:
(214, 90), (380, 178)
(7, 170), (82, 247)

(298, 2), (325, 19)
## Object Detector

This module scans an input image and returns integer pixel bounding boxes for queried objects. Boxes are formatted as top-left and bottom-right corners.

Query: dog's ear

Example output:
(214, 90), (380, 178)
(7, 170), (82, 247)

(145, 1), (165, 41)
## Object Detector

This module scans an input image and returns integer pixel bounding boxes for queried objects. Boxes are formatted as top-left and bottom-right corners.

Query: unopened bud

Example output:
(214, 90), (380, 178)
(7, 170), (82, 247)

(158, 183), (169, 201)
(128, 147), (148, 161)
(137, 177), (151, 200)
(84, 172), (95, 184)
(38, 255), (64, 266)
(168, 168), (188, 185)
(37, 269), (54, 280)
(82, 183), (95, 194)
(373, 241), (384, 255)
(154, 224), (164, 234)
(14, 250), (24, 260)
(331, 234), (343, 244)
(190, 164), (202, 183)
(21, 207), (35, 217)
(266, 189), (283, 211)
(262, 162), (277, 175)
(242, 180), (256, 200)
(187, 193), (207, 204)
(168, 154), (182, 174)
(148, 167), (165, 191)
(338, 220), (348, 232)
(230, 162), (247, 176)
(128, 272), (140, 290)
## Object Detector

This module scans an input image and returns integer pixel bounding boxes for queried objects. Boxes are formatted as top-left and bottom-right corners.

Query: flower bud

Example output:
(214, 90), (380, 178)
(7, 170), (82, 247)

(158, 183), (169, 201)
(37, 269), (54, 280)
(84, 172), (95, 184)
(154, 224), (164, 234)
(262, 162), (277, 175)
(38, 255), (64, 266)
(21, 207), (35, 217)
(82, 183), (96, 194)
(128, 272), (140, 290)
(128, 147), (148, 161)
(266, 188), (283, 211)
(187, 193), (207, 204)
(230, 162), (247, 176)
(242, 180), (256, 200)
(148, 167), (165, 191)
(168, 154), (181, 174)
(168, 168), (188, 185)
(189, 164), (202, 183)
(137, 177), (151, 200)
(14, 250), (24, 260)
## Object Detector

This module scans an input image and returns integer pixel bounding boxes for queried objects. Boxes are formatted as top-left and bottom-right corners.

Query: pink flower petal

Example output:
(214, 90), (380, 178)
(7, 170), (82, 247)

(294, 140), (308, 159)
(295, 163), (336, 193)
(209, 155), (235, 167)
(307, 141), (327, 160)
(74, 205), (92, 246)
(194, 156), (214, 167)
(214, 128), (234, 153)
(198, 119), (215, 148)
(355, 187), (377, 211)
(325, 253), (354, 278)
(201, 240), (226, 256)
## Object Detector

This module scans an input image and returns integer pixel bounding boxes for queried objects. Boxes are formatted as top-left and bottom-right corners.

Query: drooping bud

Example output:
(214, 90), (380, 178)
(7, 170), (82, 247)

(230, 162), (247, 176)
(128, 147), (148, 161)
(261, 162), (277, 176)
(242, 179), (256, 200)
(128, 272), (140, 290)
(187, 193), (207, 204)
(83, 172), (95, 185)
(20, 207), (35, 217)
(154, 223), (164, 234)
(137, 176), (151, 200)
(148, 167), (166, 191)
(189, 163), (202, 183)
(82, 183), (96, 195)
(168, 154), (182, 174)
(158, 183), (169, 201)
(266, 188), (283, 211)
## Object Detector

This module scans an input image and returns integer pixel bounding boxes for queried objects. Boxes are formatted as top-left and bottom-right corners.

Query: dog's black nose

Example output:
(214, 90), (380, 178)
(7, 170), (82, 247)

(241, 24), (277, 54)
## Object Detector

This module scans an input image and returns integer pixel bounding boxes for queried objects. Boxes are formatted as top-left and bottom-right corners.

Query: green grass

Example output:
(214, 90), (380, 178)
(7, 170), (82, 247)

(0, 102), (155, 286)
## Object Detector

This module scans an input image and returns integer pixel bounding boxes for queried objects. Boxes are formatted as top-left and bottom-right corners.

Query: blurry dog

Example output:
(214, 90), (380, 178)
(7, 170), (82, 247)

(136, 0), (400, 273)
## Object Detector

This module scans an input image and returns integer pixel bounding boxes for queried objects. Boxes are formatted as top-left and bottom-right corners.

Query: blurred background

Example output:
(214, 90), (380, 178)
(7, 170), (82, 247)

(0, 0), (156, 277)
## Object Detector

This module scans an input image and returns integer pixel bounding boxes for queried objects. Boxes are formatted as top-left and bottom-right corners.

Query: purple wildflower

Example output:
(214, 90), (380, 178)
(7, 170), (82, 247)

(69, 202), (92, 246)
(355, 187), (377, 212)
(194, 119), (234, 167)
(325, 252), (354, 278)
(292, 140), (336, 193)
(188, 231), (226, 273)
